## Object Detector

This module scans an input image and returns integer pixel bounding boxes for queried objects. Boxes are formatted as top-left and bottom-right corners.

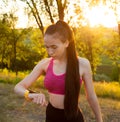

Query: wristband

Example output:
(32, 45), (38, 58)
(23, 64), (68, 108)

(24, 90), (31, 101)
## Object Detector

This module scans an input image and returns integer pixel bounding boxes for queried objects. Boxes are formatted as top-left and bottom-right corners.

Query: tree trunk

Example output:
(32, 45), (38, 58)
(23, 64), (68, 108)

(56, 0), (67, 20)
(118, 23), (120, 82)
(26, 0), (44, 35)
(43, 0), (54, 23)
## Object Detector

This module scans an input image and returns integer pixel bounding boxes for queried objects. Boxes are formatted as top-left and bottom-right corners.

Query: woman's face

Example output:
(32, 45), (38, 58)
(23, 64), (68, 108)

(44, 33), (69, 59)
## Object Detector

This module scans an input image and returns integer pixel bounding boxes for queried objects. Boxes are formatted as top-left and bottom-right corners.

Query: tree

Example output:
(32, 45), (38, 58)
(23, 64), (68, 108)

(83, 0), (120, 81)
(75, 26), (105, 79)
(0, 13), (33, 73)
(55, 0), (67, 20)
(43, 0), (54, 23)
(0, 14), (12, 70)
(21, 0), (68, 34)
(21, 0), (44, 34)
(104, 30), (120, 81)
(16, 28), (46, 71)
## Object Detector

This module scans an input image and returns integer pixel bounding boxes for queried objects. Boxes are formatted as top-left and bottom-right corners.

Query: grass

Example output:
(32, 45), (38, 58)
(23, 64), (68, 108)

(0, 83), (120, 122)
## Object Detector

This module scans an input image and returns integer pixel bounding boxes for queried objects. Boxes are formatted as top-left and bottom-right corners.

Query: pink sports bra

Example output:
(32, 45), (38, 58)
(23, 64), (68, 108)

(44, 58), (82, 95)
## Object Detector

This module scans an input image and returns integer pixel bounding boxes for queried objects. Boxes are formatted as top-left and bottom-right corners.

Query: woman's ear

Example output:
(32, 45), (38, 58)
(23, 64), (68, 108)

(65, 40), (69, 47)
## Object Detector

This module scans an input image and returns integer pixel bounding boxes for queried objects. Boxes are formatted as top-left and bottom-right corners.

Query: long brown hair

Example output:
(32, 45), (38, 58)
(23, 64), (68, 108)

(44, 20), (80, 119)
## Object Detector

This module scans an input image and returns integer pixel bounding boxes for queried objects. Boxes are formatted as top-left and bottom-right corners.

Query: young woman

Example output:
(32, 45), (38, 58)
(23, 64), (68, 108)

(14, 20), (103, 122)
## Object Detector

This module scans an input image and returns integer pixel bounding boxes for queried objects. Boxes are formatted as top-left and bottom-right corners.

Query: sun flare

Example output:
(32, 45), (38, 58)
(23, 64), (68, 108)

(1, 0), (119, 28)
(65, 1), (119, 28)
(84, 5), (118, 27)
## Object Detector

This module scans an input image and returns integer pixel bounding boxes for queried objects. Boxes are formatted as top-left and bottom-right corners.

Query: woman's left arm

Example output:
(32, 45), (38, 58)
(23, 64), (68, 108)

(82, 59), (103, 122)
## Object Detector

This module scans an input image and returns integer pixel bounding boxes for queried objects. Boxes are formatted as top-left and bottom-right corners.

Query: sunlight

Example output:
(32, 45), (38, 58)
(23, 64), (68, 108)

(64, 0), (80, 27)
(0, 0), (119, 28)
(16, 8), (28, 28)
(15, 0), (28, 28)
(65, 1), (119, 28)
(84, 4), (118, 27)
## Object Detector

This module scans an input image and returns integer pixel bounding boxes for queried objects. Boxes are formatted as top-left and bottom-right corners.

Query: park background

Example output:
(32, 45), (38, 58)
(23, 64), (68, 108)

(0, 0), (120, 122)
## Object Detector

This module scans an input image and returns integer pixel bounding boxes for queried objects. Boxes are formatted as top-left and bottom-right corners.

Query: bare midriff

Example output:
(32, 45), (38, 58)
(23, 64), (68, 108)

(49, 92), (65, 109)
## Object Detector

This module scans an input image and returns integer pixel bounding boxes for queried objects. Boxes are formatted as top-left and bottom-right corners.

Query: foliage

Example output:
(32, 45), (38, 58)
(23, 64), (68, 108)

(96, 63), (119, 81)
(80, 81), (120, 100)
(94, 74), (112, 82)
(0, 68), (44, 86)
(0, 68), (29, 84)
(0, 0), (120, 81)
(74, 26), (120, 81)
(0, 14), (47, 71)
(0, 12), (120, 81)
(102, 29), (120, 81)
(75, 26), (105, 77)
(94, 82), (120, 100)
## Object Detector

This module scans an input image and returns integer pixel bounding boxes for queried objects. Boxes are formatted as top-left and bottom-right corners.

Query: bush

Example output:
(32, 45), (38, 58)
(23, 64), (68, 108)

(94, 74), (112, 82)
(0, 77), (22, 84)
(94, 82), (120, 100)
(0, 68), (29, 84)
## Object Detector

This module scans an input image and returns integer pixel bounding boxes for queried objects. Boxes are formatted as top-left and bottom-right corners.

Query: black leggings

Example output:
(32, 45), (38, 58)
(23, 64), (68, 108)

(46, 102), (84, 122)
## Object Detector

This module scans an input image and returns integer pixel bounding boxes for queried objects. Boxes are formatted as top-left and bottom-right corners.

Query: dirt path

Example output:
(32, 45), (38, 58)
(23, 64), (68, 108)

(0, 83), (120, 122)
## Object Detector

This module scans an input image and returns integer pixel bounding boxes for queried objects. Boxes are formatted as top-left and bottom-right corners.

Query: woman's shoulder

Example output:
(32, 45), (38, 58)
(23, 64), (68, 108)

(78, 57), (90, 66)
(39, 57), (52, 66)
(39, 57), (52, 64)
(78, 57), (91, 71)
(34, 58), (52, 72)
(78, 57), (92, 76)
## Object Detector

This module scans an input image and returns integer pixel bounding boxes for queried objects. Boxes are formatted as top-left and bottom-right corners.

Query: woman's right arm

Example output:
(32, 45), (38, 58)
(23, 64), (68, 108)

(14, 58), (49, 97)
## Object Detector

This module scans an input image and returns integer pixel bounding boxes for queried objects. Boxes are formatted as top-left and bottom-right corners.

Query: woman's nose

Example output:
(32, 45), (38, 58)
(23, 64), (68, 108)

(48, 48), (54, 56)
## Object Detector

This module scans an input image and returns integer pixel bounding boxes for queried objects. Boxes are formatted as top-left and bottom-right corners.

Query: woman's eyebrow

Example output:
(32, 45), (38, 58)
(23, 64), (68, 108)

(44, 44), (57, 48)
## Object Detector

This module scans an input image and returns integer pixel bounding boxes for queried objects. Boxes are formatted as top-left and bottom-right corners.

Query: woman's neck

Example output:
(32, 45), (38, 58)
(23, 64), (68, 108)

(54, 56), (67, 65)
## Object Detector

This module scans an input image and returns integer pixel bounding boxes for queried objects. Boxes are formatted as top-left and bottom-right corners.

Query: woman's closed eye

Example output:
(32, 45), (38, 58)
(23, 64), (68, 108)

(51, 45), (57, 49)
(45, 45), (57, 50)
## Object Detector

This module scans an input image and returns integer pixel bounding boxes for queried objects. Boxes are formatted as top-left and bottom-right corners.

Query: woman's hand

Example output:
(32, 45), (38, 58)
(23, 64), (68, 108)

(28, 93), (47, 106)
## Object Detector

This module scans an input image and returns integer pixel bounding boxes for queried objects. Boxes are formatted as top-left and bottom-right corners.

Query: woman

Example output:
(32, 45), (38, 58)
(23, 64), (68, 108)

(14, 20), (103, 122)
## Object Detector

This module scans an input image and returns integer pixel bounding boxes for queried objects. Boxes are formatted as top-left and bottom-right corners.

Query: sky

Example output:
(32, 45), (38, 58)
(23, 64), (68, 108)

(0, 0), (120, 28)
(84, 4), (119, 27)
(0, 0), (30, 28)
